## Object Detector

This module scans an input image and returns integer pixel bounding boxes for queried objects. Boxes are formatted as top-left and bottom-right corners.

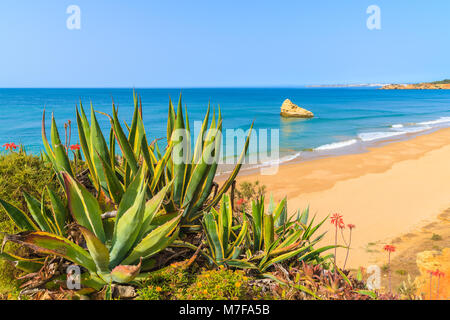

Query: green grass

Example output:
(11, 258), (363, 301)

(0, 151), (61, 298)
(0, 151), (61, 219)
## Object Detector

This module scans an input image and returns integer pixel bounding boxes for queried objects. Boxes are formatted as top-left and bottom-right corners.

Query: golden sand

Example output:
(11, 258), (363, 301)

(235, 128), (450, 269)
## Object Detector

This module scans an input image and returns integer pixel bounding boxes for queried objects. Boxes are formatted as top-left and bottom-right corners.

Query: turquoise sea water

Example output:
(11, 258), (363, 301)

(1, 88), (450, 166)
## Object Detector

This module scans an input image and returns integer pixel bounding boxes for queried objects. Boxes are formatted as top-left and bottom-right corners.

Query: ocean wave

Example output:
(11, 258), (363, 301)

(391, 124), (403, 128)
(391, 125), (431, 133)
(358, 131), (405, 142)
(315, 139), (358, 151)
(417, 116), (450, 126)
(254, 152), (303, 167)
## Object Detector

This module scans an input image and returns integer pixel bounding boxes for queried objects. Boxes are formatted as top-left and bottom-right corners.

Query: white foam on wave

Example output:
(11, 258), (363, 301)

(358, 131), (405, 142)
(417, 116), (450, 126)
(392, 125), (431, 133)
(256, 152), (302, 167)
(391, 124), (403, 128)
(315, 139), (358, 151)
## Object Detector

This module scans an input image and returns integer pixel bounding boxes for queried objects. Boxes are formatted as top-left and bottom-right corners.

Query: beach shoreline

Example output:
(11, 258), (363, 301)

(231, 126), (450, 269)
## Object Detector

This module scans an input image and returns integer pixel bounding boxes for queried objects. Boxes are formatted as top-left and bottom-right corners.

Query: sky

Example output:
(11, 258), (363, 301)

(0, 0), (450, 87)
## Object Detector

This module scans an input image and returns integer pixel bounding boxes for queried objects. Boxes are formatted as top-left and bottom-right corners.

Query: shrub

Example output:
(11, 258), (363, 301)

(179, 267), (253, 300)
(0, 152), (59, 221)
(235, 181), (266, 211)
(431, 233), (442, 241)
(0, 152), (60, 298)
(136, 263), (195, 300)
(137, 264), (255, 300)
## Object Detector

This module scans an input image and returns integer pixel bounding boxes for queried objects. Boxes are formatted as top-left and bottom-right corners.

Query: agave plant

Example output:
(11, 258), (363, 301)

(201, 194), (254, 269)
(195, 195), (335, 273)
(42, 91), (253, 225)
(244, 196), (335, 272)
(1, 169), (180, 287)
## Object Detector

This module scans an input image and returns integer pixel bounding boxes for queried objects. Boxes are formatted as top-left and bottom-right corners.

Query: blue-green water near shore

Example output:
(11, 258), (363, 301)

(1, 88), (450, 167)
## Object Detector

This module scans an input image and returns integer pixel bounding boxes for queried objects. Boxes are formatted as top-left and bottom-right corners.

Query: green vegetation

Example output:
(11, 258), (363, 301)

(431, 233), (442, 241)
(0, 92), (386, 300)
(430, 79), (450, 84)
(0, 151), (62, 296)
(137, 265), (255, 300)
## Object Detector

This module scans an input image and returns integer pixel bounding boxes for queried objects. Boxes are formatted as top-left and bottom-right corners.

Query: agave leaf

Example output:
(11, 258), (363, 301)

(260, 245), (307, 272)
(110, 259), (142, 284)
(46, 187), (68, 236)
(218, 194), (232, 254)
(111, 103), (139, 175)
(273, 197), (287, 228)
(128, 90), (140, 150)
(122, 215), (181, 265)
(78, 101), (91, 142)
(109, 186), (146, 268)
(298, 206), (310, 225)
(41, 110), (55, 161)
(40, 191), (59, 234)
(5, 231), (96, 273)
(97, 150), (124, 204)
(23, 192), (53, 233)
(192, 102), (210, 164)
(263, 210), (274, 253)
(298, 245), (336, 262)
(0, 199), (38, 231)
(76, 106), (97, 189)
(172, 95), (187, 206)
(203, 211), (224, 262)
(226, 259), (257, 269)
(136, 182), (172, 242)
(78, 225), (110, 275)
(113, 166), (145, 224)
(167, 97), (176, 142)
(205, 121), (254, 210)
(50, 113), (74, 176)
(109, 127), (116, 168)
(0, 251), (44, 273)
(89, 106), (111, 193)
(62, 172), (106, 243)
(251, 198), (264, 252)
(228, 218), (248, 259)
(181, 132), (219, 220)
(150, 142), (173, 192)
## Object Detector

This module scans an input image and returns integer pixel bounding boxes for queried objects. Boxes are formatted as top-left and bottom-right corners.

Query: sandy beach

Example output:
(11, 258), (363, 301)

(234, 128), (450, 269)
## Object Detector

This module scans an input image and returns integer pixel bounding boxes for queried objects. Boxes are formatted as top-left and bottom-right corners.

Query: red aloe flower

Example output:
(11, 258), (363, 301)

(347, 224), (355, 230)
(383, 245), (396, 253)
(432, 269), (445, 278)
(330, 213), (345, 229)
(3, 142), (18, 151)
(236, 198), (245, 206)
(70, 143), (81, 151)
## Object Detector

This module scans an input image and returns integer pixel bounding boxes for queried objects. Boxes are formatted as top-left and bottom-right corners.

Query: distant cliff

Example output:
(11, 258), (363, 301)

(381, 80), (450, 90)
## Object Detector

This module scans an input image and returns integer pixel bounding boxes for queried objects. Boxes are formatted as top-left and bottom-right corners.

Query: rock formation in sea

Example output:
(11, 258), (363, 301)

(280, 99), (314, 118)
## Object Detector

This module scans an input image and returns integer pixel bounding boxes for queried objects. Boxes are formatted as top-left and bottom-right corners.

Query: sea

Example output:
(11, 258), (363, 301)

(1, 87), (450, 171)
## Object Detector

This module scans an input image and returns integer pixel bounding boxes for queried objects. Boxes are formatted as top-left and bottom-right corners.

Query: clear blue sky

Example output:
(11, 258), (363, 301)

(1, 0), (449, 87)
